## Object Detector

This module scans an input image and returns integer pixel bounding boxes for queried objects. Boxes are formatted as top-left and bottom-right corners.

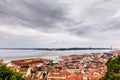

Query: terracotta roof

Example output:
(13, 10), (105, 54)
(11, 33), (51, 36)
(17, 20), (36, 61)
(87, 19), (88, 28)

(66, 73), (83, 80)
(69, 54), (82, 59)
(11, 58), (53, 66)
(48, 70), (71, 78)
(66, 76), (82, 80)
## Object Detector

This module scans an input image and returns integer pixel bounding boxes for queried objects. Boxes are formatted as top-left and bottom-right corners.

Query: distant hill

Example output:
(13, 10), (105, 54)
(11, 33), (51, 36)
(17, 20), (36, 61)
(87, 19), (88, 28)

(0, 47), (111, 51)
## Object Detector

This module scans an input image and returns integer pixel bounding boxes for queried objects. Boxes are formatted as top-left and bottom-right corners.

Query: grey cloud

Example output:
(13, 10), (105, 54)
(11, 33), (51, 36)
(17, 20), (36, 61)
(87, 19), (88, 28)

(65, 0), (120, 36)
(0, 0), (120, 48)
(1, 0), (120, 35)
(0, 0), (66, 32)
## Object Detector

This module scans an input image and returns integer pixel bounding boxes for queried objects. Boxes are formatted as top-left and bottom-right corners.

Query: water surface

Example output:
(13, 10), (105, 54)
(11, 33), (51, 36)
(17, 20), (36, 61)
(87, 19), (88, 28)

(0, 50), (110, 62)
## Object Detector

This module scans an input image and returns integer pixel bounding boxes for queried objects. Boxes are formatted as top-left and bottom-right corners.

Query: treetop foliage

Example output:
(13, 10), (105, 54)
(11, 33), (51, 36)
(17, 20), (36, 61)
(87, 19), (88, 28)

(0, 65), (25, 80)
(101, 55), (120, 80)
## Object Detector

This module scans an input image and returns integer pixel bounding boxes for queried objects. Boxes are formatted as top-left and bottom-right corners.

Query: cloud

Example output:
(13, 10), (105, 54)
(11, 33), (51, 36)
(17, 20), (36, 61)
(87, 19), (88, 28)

(0, 0), (67, 32)
(0, 25), (44, 36)
(0, 0), (120, 48)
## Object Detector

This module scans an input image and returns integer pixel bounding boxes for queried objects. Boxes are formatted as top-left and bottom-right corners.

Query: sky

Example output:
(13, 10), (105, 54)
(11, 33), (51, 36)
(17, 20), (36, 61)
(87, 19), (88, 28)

(0, 0), (120, 48)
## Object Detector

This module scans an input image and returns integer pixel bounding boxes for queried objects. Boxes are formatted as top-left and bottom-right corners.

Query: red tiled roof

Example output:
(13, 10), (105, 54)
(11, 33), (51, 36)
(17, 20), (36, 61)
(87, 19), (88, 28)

(48, 70), (71, 78)
(11, 58), (53, 66)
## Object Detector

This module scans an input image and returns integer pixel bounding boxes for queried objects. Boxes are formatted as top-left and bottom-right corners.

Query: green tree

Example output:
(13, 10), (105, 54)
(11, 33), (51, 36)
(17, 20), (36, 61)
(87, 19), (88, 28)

(0, 65), (26, 80)
(101, 55), (120, 80)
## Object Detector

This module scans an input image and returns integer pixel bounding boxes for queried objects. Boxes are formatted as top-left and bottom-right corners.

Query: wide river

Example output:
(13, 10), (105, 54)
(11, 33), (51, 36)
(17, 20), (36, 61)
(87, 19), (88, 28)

(0, 50), (110, 62)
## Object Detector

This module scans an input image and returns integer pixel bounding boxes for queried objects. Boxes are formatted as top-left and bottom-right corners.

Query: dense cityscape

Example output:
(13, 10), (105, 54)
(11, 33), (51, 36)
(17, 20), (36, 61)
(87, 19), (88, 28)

(1, 0), (120, 80)
(0, 50), (119, 80)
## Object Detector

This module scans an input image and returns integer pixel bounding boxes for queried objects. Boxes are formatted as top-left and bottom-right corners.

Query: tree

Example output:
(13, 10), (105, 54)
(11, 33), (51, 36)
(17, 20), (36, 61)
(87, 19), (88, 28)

(0, 65), (26, 80)
(101, 55), (120, 80)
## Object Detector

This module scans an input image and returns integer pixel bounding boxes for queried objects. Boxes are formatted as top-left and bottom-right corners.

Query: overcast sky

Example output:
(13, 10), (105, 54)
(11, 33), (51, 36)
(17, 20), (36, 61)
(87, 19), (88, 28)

(0, 0), (120, 48)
